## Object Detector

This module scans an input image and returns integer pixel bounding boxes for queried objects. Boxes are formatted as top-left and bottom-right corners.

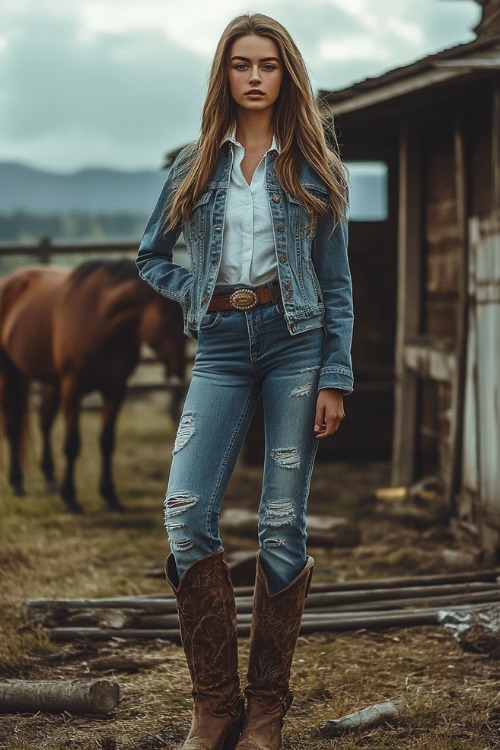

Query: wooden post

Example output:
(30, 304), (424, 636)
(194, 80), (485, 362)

(493, 83), (500, 226)
(392, 122), (422, 486)
(38, 236), (52, 264)
(446, 112), (469, 504)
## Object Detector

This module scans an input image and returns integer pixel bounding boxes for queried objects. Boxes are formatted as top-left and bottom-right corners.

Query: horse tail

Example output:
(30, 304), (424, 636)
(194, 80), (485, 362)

(0, 350), (30, 493)
(0, 274), (30, 488)
(0, 271), (31, 327)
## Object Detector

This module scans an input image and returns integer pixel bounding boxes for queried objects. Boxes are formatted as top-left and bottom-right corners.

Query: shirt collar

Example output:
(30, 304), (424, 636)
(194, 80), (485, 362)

(221, 129), (280, 154)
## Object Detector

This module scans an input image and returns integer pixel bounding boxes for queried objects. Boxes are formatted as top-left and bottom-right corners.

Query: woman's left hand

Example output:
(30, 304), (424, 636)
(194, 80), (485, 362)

(314, 388), (345, 439)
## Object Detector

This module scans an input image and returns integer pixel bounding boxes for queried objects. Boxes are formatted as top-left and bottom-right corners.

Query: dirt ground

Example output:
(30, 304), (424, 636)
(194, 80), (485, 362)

(0, 397), (499, 749)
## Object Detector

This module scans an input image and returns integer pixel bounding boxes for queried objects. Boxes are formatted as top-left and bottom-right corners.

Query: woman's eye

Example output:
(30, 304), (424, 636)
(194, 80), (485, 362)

(235, 64), (247, 70)
(263, 65), (276, 71)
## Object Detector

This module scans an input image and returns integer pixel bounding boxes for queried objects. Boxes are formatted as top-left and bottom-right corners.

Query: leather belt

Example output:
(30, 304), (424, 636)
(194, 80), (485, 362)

(208, 283), (281, 312)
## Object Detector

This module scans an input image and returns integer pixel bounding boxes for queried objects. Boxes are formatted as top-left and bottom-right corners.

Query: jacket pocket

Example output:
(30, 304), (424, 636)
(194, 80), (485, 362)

(288, 189), (327, 240)
(185, 187), (216, 242)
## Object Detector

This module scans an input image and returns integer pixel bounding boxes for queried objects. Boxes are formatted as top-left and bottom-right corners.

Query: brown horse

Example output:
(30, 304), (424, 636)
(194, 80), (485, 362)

(0, 258), (186, 513)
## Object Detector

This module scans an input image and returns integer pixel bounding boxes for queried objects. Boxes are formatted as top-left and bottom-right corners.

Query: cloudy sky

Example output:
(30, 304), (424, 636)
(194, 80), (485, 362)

(0, 0), (481, 173)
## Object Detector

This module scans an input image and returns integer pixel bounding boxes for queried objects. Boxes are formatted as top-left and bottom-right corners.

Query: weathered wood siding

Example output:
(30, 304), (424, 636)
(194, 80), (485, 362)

(416, 378), (452, 479)
(349, 221), (397, 384)
(422, 122), (462, 340)
(321, 2), (500, 546)
(461, 217), (500, 549)
(413, 116), (463, 482)
(469, 92), (493, 219)
(460, 84), (500, 551)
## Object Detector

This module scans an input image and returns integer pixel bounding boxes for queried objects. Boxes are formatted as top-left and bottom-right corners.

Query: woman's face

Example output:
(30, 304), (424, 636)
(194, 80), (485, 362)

(228, 34), (283, 114)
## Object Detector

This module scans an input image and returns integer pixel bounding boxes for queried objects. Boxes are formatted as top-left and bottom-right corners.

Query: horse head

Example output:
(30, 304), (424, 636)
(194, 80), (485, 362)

(139, 282), (187, 422)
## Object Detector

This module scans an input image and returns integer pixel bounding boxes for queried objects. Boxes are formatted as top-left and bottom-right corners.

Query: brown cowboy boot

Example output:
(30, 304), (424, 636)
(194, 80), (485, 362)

(236, 554), (314, 750)
(166, 551), (245, 750)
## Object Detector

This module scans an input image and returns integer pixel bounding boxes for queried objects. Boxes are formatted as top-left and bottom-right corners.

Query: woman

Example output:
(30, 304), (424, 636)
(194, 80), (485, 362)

(136, 13), (353, 750)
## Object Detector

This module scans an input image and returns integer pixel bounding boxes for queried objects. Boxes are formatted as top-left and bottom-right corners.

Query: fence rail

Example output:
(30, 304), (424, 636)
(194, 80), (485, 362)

(0, 238), (139, 264)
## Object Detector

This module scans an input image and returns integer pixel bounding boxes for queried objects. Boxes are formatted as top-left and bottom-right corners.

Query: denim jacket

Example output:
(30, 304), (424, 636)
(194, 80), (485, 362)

(136, 143), (354, 393)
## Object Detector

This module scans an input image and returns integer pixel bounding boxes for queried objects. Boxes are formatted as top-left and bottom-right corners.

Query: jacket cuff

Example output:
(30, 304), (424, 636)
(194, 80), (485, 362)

(318, 366), (354, 394)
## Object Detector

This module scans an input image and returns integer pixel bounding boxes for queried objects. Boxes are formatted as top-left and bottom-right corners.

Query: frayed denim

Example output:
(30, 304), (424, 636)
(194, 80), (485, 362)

(164, 298), (324, 593)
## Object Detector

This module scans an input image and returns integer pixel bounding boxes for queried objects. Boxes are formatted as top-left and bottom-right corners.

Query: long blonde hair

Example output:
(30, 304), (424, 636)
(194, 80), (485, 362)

(167, 13), (348, 229)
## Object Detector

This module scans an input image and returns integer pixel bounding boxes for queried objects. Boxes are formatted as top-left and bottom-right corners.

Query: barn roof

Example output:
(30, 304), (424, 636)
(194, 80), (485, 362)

(319, 31), (500, 115)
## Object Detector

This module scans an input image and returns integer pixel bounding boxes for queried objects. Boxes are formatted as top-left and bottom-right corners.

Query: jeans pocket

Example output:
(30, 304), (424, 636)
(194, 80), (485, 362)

(199, 310), (222, 330)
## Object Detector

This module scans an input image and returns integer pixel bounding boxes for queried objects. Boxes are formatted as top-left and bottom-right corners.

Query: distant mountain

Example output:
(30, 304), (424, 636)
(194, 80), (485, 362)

(0, 160), (387, 221)
(0, 162), (167, 214)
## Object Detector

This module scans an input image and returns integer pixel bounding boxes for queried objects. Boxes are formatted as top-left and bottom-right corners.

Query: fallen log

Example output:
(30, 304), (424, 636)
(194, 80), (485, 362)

(44, 600), (500, 641)
(25, 570), (500, 612)
(26, 581), (499, 617)
(24, 570), (500, 642)
(47, 627), (181, 642)
(122, 589), (500, 629)
(306, 587), (500, 613)
(305, 581), (500, 607)
(0, 679), (119, 715)
(299, 568), (500, 592)
(26, 597), (178, 612)
(312, 700), (405, 737)
(36, 572), (500, 598)
(26, 582), (500, 631)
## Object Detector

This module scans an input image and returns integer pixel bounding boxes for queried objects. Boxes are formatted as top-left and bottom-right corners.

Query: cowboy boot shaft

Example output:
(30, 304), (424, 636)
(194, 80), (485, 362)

(236, 555), (314, 750)
(166, 551), (244, 750)
(246, 556), (313, 699)
(168, 552), (240, 698)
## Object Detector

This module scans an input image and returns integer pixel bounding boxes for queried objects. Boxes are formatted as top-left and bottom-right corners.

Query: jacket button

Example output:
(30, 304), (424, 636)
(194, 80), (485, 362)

(214, 226), (222, 232)
(285, 282), (292, 290)
(277, 223), (285, 232)
(273, 195), (281, 203)
(279, 254), (287, 263)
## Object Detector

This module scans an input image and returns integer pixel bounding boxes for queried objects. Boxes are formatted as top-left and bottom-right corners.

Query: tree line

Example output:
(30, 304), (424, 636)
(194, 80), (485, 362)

(0, 212), (149, 243)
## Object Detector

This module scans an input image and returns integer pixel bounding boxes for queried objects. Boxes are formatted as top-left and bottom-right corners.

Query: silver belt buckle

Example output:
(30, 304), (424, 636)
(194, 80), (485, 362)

(229, 289), (259, 310)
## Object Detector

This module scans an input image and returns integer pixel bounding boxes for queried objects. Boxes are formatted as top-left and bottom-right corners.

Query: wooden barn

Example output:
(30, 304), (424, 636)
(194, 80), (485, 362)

(320, 0), (500, 553)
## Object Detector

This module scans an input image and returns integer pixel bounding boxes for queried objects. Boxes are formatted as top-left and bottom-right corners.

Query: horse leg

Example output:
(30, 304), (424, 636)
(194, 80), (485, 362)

(99, 388), (126, 512)
(39, 382), (60, 493)
(60, 378), (83, 514)
(0, 353), (28, 497)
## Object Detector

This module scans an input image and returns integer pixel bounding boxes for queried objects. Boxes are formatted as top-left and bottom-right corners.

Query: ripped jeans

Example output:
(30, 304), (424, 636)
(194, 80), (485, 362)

(164, 295), (325, 592)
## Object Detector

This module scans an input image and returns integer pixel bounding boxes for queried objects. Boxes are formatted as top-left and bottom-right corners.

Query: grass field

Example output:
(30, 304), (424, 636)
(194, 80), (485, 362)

(0, 395), (499, 749)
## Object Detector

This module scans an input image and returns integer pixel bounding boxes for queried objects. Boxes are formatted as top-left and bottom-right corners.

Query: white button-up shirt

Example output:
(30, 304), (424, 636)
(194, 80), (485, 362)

(216, 133), (279, 287)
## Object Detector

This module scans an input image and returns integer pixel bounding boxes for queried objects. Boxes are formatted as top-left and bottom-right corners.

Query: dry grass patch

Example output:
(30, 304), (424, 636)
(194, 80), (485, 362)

(0, 398), (498, 748)
(1, 630), (499, 749)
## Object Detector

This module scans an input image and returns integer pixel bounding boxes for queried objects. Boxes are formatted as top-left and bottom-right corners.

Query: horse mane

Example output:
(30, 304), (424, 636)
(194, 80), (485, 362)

(69, 258), (138, 288)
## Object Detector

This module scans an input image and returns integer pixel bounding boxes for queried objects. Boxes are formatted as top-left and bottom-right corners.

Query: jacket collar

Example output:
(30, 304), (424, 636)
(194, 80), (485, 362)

(221, 128), (280, 154)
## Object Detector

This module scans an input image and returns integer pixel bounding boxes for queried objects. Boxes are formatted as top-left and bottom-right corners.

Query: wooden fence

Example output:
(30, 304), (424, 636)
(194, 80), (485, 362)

(0, 237), (139, 264)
